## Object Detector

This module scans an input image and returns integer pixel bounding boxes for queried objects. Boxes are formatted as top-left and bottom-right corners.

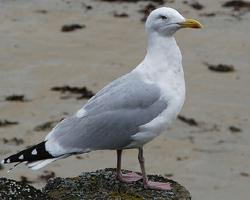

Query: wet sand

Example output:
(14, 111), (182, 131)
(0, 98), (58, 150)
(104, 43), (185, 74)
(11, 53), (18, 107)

(0, 0), (250, 199)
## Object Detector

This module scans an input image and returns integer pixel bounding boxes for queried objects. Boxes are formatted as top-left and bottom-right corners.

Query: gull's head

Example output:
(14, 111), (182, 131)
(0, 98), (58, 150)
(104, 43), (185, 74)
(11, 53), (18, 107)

(146, 7), (202, 37)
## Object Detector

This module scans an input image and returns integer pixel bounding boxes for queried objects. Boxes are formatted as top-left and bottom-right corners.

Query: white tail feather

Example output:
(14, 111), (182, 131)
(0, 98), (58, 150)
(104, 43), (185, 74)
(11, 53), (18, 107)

(27, 154), (69, 170)
(28, 158), (58, 170)
(27, 160), (44, 168)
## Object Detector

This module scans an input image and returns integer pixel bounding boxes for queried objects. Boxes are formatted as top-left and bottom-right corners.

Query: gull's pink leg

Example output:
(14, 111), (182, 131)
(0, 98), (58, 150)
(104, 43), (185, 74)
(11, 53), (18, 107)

(138, 147), (171, 190)
(116, 150), (142, 183)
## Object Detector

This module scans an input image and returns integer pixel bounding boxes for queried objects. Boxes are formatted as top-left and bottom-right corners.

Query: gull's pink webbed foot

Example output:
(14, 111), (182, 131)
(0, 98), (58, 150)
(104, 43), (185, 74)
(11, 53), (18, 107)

(144, 180), (171, 190)
(117, 171), (142, 183)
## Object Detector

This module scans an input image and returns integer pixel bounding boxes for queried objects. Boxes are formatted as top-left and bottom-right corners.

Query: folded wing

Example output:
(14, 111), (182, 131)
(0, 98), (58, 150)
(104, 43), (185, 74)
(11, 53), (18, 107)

(45, 72), (168, 156)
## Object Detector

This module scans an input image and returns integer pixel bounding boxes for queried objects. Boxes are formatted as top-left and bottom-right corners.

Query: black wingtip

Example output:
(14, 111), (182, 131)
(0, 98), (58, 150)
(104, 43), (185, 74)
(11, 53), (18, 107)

(2, 141), (54, 164)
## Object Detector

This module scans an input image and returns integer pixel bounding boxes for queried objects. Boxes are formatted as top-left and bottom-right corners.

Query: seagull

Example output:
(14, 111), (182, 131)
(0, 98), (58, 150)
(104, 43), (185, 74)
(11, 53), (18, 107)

(1, 7), (202, 190)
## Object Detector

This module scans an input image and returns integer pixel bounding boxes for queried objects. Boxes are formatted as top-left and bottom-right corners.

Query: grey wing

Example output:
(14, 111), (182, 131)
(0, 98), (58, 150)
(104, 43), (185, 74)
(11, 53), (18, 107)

(45, 72), (168, 154)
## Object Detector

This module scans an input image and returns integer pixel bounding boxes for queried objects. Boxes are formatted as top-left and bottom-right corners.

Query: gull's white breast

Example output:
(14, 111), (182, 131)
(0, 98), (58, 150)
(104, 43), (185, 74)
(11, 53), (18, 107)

(127, 39), (185, 148)
(127, 70), (185, 148)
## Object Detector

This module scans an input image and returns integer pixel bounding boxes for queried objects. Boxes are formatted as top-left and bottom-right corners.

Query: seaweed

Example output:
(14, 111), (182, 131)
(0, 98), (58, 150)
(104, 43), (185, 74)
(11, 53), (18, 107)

(204, 62), (235, 72)
(177, 115), (199, 126)
(2, 137), (24, 145)
(139, 3), (157, 22)
(229, 126), (242, 133)
(113, 12), (129, 18)
(34, 121), (58, 132)
(39, 170), (56, 182)
(0, 120), (19, 127)
(223, 0), (250, 10)
(51, 85), (95, 99)
(99, 0), (164, 4)
(20, 176), (33, 184)
(5, 95), (28, 102)
(61, 24), (86, 32)
(183, 1), (204, 10)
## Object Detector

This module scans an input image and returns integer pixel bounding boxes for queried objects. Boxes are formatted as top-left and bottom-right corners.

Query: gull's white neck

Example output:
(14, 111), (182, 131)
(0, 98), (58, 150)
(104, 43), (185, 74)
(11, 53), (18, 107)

(134, 32), (184, 84)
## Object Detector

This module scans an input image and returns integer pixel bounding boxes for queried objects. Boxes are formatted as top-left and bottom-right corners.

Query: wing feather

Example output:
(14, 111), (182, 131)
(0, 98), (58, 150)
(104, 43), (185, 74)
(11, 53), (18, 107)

(45, 72), (168, 156)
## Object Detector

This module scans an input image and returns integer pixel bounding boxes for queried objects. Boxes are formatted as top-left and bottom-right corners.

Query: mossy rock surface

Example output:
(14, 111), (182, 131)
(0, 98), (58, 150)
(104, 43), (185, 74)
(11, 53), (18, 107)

(0, 177), (50, 200)
(43, 168), (191, 200)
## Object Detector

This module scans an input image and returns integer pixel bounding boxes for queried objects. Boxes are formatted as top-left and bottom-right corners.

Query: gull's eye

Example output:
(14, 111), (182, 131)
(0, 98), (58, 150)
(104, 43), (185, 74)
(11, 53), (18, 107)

(160, 15), (168, 20)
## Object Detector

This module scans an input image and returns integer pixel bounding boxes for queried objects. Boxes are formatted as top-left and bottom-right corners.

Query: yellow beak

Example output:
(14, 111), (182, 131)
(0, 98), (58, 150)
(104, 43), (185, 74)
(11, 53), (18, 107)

(178, 18), (203, 29)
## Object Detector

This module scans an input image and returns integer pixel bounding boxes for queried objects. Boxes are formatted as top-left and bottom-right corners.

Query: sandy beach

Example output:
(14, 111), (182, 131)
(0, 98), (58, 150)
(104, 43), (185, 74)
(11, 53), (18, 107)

(0, 0), (250, 199)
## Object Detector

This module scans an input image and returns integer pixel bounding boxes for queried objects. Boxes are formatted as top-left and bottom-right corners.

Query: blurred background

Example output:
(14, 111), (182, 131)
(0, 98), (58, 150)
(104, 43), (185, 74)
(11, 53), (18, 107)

(0, 0), (249, 199)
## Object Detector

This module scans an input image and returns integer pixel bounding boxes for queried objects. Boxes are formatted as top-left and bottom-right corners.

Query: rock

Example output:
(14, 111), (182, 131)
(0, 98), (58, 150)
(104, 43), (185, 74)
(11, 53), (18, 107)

(43, 168), (191, 200)
(0, 169), (191, 199)
(0, 177), (50, 200)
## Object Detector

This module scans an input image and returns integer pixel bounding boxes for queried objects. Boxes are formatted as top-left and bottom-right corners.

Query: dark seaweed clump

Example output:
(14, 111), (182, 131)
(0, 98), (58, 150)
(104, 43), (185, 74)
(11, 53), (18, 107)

(34, 120), (59, 132)
(113, 12), (129, 18)
(229, 126), (242, 133)
(139, 3), (157, 21)
(61, 24), (86, 32)
(99, 0), (164, 4)
(2, 137), (24, 145)
(39, 170), (56, 182)
(0, 120), (19, 127)
(204, 63), (235, 72)
(222, 0), (250, 10)
(5, 95), (27, 102)
(178, 115), (199, 126)
(183, 0), (204, 10)
(51, 85), (95, 99)
(20, 176), (33, 184)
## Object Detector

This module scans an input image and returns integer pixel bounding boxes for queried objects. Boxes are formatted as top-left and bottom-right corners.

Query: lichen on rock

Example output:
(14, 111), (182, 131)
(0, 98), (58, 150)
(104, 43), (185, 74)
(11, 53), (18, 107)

(0, 168), (191, 199)
(0, 177), (50, 200)
(43, 168), (191, 200)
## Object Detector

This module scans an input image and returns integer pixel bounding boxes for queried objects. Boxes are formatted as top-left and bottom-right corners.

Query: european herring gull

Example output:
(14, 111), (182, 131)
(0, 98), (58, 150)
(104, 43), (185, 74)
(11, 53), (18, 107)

(2, 7), (202, 190)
